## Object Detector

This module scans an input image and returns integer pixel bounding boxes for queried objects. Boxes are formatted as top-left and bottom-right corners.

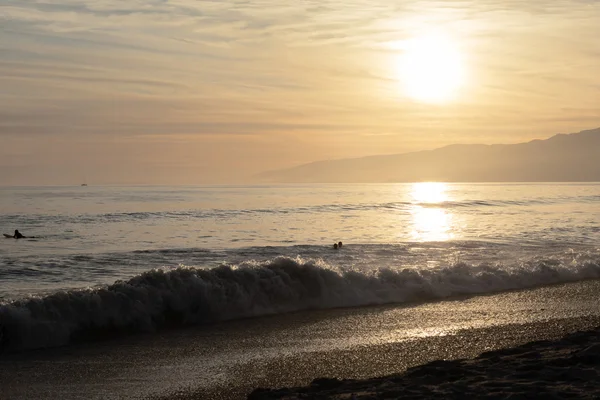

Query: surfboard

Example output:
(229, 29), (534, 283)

(4, 233), (34, 239)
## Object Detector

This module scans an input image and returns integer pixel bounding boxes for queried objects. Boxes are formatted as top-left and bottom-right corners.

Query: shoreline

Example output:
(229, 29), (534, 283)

(2, 280), (600, 400)
(170, 316), (600, 400)
(249, 325), (600, 399)
(160, 280), (600, 400)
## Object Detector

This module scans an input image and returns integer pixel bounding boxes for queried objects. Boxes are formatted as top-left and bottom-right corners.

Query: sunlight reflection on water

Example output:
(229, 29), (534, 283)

(410, 182), (453, 241)
(411, 207), (453, 241)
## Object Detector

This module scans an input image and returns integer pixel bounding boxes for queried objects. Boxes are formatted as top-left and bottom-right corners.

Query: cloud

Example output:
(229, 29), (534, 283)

(0, 0), (599, 183)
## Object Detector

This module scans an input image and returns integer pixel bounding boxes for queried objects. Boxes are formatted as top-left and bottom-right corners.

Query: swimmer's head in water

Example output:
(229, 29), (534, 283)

(333, 243), (338, 249)
(338, 241), (343, 247)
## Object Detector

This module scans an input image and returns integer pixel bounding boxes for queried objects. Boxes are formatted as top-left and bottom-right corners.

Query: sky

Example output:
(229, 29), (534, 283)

(1, 0), (599, 184)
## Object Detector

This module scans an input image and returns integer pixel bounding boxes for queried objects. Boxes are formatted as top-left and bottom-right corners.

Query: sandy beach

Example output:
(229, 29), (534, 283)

(1, 280), (600, 399)
(249, 325), (600, 399)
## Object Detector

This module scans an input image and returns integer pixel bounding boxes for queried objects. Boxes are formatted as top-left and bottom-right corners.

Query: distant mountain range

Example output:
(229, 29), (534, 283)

(256, 128), (600, 183)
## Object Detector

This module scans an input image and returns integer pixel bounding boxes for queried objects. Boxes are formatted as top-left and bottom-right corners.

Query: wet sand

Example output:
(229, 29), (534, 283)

(2, 280), (600, 399)
(177, 317), (600, 400)
(249, 326), (600, 399)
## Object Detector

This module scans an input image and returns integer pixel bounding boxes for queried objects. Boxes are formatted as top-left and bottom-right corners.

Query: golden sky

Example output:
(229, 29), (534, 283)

(1, 0), (599, 184)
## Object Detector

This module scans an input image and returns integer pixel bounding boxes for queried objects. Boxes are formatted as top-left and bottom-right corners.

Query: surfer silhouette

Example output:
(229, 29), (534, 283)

(3, 230), (34, 239)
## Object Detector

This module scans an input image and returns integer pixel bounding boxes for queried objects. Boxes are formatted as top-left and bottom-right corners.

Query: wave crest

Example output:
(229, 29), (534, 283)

(2, 255), (600, 353)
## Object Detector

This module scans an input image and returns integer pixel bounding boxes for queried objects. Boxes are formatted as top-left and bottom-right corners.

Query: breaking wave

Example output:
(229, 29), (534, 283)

(2, 255), (600, 353)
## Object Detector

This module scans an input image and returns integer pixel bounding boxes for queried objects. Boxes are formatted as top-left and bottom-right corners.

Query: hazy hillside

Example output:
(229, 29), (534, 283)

(257, 128), (600, 183)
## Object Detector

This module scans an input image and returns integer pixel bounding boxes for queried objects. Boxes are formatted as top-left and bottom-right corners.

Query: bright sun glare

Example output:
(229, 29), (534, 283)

(397, 33), (465, 103)
(411, 182), (448, 204)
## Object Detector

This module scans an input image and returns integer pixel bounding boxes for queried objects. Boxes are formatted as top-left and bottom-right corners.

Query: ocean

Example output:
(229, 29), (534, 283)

(1, 183), (599, 355)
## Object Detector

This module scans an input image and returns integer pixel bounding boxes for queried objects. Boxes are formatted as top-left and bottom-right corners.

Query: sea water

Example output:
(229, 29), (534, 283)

(1, 183), (599, 352)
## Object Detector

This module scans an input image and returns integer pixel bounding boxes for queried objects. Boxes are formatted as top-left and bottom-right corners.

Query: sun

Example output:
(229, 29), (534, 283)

(396, 33), (465, 103)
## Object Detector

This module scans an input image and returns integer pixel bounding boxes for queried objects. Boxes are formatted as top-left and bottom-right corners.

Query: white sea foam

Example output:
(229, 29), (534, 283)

(2, 255), (600, 353)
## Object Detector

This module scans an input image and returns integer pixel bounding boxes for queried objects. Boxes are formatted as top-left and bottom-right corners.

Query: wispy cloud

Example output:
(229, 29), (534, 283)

(1, 0), (599, 183)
